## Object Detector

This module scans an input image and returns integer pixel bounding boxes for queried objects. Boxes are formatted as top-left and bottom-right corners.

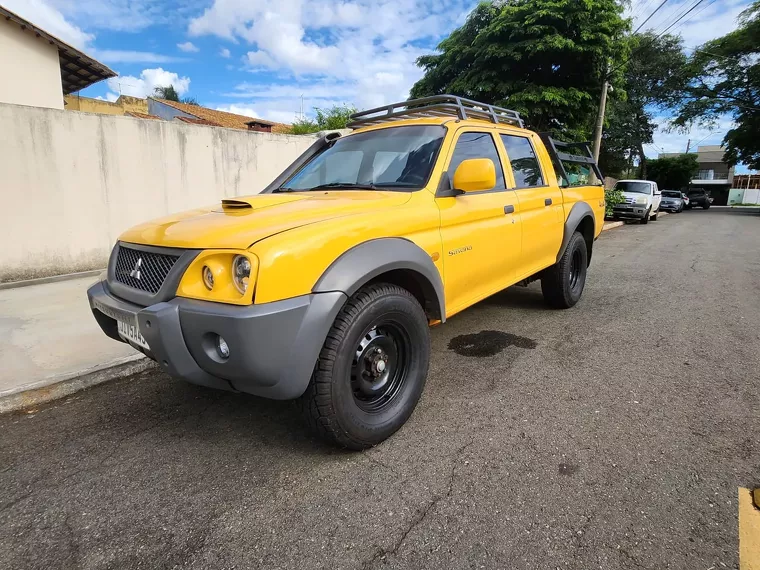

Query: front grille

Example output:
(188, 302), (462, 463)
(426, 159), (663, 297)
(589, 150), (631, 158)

(114, 245), (180, 294)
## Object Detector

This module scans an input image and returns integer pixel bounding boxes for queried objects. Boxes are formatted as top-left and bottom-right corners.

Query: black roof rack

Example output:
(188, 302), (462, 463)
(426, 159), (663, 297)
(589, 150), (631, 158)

(348, 95), (524, 129)
(539, 134), (604, 186)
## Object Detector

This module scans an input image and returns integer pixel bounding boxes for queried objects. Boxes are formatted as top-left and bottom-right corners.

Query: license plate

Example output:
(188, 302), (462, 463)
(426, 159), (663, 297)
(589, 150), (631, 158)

(117, 320), (150, 350)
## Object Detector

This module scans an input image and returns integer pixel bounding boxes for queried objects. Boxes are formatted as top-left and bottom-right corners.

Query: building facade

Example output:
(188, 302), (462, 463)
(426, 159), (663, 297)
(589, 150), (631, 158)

(660, 145), (735, 205)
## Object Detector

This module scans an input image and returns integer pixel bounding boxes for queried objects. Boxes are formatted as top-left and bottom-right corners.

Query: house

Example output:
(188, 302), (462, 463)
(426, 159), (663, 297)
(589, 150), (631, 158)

(147, 98), (290, 133)
(660, 145), (735, 205)
(64, 94), (149, 116)
(0, 5), (115, 110)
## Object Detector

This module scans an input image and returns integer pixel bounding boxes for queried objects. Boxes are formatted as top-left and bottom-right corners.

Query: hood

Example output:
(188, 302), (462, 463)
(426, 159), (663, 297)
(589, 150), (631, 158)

(119, 191), (413, 249)
(621, 191), (651, 203)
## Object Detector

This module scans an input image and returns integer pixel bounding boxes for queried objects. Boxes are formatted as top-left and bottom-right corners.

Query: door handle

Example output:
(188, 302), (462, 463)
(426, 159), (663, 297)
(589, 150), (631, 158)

(545, 198), (553, 206)
(504, 205), (515, 214)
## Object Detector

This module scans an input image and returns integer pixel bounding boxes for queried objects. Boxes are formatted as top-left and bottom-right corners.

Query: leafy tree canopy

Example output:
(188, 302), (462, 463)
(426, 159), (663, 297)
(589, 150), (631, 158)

(673, 1), (760, 169)
(410, 0), (629, 139)
(600, 32), (689, 178)
(153, 85), (199, 105)
(288, 105), (357, 134)
(646, 154), (699, 190)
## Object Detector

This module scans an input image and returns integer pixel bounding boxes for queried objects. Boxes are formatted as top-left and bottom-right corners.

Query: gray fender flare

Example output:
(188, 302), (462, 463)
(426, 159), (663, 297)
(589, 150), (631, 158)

(313, 238), (446, 322)
(556, 202), (595, 264)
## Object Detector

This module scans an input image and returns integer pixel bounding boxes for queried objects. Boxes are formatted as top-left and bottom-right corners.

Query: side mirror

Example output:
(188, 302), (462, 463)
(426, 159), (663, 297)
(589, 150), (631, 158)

(452, 158), (496, 193)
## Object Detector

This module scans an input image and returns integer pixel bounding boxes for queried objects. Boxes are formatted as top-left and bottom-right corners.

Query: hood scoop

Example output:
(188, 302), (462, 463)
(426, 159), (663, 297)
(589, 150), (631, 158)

(221, 199), (253, 210)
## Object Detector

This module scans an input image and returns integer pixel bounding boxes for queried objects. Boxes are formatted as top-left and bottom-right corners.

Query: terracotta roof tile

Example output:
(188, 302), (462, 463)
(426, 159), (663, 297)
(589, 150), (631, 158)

(153, 99), (290, 132)
(126, 111), (163, 120)
(175, 116), (222, 127)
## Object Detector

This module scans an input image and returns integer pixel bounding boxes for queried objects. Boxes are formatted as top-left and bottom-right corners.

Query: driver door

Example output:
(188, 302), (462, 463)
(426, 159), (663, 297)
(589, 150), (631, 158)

(436, 129), (522, 316)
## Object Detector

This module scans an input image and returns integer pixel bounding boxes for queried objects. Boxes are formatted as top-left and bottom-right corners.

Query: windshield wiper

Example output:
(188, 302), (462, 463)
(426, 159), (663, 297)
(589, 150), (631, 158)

(309, 183), (379, 191)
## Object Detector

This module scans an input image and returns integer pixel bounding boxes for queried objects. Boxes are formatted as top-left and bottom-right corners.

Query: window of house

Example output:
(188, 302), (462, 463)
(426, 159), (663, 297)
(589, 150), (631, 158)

(500, 135), (544, 188)
(448, 132), (505, 190)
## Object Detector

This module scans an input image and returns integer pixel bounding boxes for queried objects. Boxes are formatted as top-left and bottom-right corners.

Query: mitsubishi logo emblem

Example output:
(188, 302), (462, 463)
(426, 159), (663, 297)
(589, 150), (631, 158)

(129, 258), (143, 280)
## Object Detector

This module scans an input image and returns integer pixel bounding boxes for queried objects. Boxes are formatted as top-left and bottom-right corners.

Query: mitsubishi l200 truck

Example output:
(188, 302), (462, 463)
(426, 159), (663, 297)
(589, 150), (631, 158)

(88, 95), (606, 449)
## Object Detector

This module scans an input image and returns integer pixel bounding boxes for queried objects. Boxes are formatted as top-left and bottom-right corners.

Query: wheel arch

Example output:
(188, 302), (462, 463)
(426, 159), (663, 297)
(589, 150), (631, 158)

(557, 202), (596, 266)
(313, 238), (445, 322)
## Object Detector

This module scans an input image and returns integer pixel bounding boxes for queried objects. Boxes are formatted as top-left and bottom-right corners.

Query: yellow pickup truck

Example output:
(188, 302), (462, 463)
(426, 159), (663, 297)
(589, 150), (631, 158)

(88, 96), (605, 449)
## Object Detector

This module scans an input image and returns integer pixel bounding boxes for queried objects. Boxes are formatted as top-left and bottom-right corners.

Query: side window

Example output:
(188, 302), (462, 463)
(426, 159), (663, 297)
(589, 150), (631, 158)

(500, 135), (544, 188)
(448, 132), (505, 190)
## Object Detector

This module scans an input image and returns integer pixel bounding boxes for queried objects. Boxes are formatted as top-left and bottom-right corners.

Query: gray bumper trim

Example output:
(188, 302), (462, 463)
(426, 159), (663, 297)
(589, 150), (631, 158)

(87, 280), (347, 399)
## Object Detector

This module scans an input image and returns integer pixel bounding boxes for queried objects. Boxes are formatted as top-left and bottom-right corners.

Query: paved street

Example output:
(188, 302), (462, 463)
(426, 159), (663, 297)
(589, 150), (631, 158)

(2, 208), (759, 570)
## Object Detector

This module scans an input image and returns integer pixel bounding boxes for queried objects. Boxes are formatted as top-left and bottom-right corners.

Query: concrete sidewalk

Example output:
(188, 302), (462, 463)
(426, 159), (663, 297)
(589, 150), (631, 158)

(0, 275), (152, 411)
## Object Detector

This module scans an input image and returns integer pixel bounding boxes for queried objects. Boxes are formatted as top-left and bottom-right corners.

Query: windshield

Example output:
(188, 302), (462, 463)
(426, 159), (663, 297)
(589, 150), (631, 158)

(281, 125), (445, 191)
(662, 191), (681, 198)
(614, 181), (652, 194)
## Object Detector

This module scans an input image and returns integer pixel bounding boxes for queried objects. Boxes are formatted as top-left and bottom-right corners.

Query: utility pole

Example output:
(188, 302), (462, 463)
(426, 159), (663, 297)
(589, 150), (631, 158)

(591, 79), (609, 163)
(685, 138), (691, 153)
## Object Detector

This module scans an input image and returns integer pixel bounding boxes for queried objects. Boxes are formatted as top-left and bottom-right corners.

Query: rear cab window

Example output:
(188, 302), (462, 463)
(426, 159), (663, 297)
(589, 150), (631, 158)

(500, 134), (544, 188)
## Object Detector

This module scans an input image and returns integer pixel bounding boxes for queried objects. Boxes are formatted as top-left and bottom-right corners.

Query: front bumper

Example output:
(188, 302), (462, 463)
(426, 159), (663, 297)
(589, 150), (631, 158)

(88, 279), (346, 399)
(612, 204), (648, 219)
(660, 202), (681, 211)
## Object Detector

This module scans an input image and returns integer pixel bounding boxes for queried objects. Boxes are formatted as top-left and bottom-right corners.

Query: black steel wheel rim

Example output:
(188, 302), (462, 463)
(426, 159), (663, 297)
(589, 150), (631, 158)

(350, 321), (411, 413)
(569, 248), (583, 290)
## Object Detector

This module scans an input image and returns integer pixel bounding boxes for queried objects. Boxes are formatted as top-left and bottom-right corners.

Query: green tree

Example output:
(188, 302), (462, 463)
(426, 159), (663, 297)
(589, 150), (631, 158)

(288, 105), (357, 134)
(153, 85), (180, 101)
(646, 154), (699, 190)
(153, 85), (199, 105)
(600, 32), (689, 178)
(673, 1), (760, 169)
(409, 0), (629, 139)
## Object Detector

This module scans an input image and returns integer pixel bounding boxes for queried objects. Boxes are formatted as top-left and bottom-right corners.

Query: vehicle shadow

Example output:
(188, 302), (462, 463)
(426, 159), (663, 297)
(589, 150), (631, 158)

(480, 285), (549, 310)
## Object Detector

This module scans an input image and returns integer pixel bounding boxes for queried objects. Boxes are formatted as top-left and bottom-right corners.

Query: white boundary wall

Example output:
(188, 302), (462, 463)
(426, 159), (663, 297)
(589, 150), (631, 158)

(0, 103), (316, 282)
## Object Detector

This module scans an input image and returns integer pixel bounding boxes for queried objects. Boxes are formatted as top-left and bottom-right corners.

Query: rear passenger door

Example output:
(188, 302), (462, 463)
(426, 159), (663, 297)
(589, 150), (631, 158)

(499, 133), (564, 279)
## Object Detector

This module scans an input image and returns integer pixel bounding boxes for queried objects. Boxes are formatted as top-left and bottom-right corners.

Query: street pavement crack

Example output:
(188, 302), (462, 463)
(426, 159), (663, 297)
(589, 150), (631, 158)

(362, 440), (473, 569)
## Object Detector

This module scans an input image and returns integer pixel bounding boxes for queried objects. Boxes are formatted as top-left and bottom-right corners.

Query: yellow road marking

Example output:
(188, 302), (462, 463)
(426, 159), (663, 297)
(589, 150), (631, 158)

(740, 488), (760, 570)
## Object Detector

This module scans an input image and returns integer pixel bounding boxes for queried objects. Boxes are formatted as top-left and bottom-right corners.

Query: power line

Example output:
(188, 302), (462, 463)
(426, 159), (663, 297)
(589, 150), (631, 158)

(634, 0), (671, 34)
(655, 0), (710, 37)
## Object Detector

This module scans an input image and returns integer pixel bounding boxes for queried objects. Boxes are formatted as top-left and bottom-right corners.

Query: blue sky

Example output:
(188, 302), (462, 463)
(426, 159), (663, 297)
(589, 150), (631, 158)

(5, 0), (754, 171)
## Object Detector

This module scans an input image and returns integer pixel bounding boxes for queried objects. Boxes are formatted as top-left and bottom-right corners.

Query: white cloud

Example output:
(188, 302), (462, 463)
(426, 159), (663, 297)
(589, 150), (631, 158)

(94, 50), (187, 63)
(188, 0), (475, 115)
(105, 68), (191, 99)
(215, 104), (261, 118)
(628, 0), (750, 46)
(219, 47), (231, 58)
(2, 0), (94, 50)
(177, 41), (200, 53)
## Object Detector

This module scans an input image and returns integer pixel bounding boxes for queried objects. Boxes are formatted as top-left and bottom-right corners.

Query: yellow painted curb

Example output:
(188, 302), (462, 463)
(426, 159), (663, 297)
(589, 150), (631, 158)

(740, 487), (760, 570)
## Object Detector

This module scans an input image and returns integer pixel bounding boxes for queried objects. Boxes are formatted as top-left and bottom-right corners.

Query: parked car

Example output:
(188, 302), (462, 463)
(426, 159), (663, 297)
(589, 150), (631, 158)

(660, 190), (685, 212)
(611, 179), (662, 224)
(687, 188), (711, 209)
(87, 95), (606, 449)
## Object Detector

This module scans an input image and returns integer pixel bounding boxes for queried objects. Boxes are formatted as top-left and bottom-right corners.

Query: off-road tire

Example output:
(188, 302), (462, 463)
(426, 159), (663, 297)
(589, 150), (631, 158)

(640, 208), (651, 224)
(541, 231), (588, 309)
(298, 283), (430, 450)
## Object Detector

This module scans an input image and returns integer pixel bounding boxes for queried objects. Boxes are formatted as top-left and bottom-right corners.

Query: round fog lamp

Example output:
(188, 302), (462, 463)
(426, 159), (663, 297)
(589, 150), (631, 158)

(232, 255), (251, 294)
(217, 336), (230, 359)
(202, 265), (214, 290)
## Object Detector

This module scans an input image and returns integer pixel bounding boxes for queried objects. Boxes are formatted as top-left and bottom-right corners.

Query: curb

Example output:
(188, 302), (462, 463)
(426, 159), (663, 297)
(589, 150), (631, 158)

(602, 211), (669, 232)
(0, 356), (156, 414)
(0, 269), (105, 291)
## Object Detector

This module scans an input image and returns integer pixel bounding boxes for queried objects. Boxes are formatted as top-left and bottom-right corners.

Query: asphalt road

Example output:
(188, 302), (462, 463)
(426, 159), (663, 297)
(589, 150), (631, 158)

(2, 208), (759, 570)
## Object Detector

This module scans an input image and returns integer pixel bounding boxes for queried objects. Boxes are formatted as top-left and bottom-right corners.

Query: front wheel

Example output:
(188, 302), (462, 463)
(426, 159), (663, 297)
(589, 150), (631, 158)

(298, 283), (430, 450)
(703, 203), (710, 210)
(541, 231), (588, 309)
(651, 208), (659, 221)
(640, 208), (651, 224)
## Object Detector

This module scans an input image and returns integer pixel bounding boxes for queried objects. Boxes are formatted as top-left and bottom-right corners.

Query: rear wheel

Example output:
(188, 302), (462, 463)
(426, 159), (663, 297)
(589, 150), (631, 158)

(541, 231), (588, 309)
(298, 283), (430, 450)
(703, 203), (710, 210)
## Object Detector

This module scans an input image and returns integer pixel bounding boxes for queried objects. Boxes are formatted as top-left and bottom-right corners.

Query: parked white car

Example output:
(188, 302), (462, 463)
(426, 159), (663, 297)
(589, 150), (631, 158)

(611, 180), (662, 224)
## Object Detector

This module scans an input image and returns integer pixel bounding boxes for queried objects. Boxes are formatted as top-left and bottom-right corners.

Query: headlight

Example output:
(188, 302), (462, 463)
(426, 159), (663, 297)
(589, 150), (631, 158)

(636, 196), (647, 204)
(232, 255), (251, 294)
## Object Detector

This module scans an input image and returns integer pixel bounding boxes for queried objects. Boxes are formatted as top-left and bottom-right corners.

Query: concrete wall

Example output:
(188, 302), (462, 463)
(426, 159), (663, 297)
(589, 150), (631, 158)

(64, 94), (148, 116)
(0, 103), (316, 282)
(0, 19), (63, 110)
